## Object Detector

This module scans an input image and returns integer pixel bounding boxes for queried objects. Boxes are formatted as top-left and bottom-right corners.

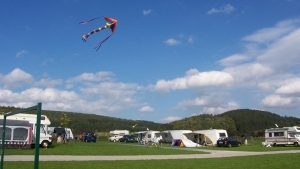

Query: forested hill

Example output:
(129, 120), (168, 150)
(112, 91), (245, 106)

(1, 106), (300, 137)
(219, 109), (300, 135)
(168, 109), (300, 136)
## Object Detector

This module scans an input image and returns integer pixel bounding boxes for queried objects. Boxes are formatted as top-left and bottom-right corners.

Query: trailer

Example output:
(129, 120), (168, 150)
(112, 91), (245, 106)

(265, 126), (300, 146)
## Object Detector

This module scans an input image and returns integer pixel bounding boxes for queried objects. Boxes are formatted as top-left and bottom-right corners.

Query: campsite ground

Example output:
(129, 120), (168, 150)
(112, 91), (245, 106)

(3, 139), (300, 168)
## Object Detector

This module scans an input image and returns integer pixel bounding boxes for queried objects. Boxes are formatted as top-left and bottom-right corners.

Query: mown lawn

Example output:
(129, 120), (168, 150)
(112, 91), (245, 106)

(3, 153), (300, 169)
(3, 141), (207, 155)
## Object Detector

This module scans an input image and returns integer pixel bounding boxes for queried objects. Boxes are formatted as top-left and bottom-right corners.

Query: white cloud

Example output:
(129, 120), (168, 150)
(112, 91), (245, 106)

(199, 101), (240, 115)
(243, 18), (300, 43)
(15, 50), (29, 57)
(275, 78), (300, 96)
(66, 71), (115, 83)
(218, 54), (250, 67)
(261, 94), (300, 108)
(0, 68), (145, 115)
(143, 10), (152, 15)
(154, 69), (234, 92)
(207, 4), (235, 15)
(1, 68), (34, 89)
(160, 116), (182, 123)
(164, 38), (181, 46)
(139, 106), (154, 112)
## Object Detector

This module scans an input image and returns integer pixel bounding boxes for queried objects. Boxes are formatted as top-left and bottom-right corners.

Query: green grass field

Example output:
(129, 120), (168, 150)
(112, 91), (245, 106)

(2, 138), (300, 169)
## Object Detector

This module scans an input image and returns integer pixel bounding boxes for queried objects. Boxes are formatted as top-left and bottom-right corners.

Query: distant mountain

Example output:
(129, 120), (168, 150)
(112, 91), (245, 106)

(1, 106), (300, 137)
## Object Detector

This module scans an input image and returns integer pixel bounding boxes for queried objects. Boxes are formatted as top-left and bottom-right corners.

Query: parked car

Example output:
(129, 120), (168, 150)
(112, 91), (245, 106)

(216, 137), (241, 147)
(119, 135), (137, 143)
(81, 132), (97, 142)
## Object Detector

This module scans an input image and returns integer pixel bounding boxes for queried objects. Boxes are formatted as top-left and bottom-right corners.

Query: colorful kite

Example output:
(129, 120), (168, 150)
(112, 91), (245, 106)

(79, 16), (117, 51)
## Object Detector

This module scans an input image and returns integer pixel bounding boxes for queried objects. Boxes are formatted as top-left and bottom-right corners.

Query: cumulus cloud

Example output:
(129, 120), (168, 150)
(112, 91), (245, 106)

(0, 68), (145, 115)
(143, 10), (152, 15)
(154, 69), (234, 92)
(207, 4), (235, 15)
(164, 38), (181, 45)
(139, 106), (154, 112)
(0, 68), (34, 89)
(261, 94), (300, 108)
(15, 50), (29, 57)
(275, 78), (300, 96)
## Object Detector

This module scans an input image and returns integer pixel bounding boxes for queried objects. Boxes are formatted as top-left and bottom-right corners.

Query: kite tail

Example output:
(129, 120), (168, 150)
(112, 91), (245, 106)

(94, 34), (113, 51)
(82, 26), (107, 42)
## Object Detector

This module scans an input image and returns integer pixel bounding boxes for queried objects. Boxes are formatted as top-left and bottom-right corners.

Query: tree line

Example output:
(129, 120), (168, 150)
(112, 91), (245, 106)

(1, 106), (300, 137)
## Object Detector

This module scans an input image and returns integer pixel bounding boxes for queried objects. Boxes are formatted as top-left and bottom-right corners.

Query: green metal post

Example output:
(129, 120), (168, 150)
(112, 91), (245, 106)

(0, 116), (7, 169)
(34, 103), (42, 169)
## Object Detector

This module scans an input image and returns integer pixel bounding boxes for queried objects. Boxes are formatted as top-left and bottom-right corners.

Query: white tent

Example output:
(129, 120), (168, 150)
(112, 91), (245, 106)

(168, 130), (200, 147)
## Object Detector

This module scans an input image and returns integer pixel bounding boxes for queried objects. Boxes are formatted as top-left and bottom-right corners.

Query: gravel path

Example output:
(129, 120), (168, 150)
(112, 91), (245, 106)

(4, 149), (300, 161)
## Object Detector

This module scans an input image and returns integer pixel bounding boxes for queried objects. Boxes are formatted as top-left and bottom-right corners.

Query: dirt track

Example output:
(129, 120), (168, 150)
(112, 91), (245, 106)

(4, 148), (300, 161)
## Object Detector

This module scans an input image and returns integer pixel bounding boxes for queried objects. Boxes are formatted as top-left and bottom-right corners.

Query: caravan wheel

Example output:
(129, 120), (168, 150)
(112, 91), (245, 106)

(41, 141), (49, 148)
(294, 142), (299, 147)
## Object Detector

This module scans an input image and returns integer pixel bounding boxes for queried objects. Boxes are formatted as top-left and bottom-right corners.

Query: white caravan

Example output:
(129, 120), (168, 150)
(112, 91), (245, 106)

(193, 129), (228, 145)
(133, 130), (161, 142)
(108, 130), (129, 142)
(0, 113), (52, 148)
(48, 127), (74, 140)
(265, 126), (300, 146)
(162, 130), (200, 147)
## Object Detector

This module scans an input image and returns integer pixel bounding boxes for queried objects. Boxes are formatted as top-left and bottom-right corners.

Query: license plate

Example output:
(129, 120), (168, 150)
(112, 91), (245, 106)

(219, 142), (223, 144)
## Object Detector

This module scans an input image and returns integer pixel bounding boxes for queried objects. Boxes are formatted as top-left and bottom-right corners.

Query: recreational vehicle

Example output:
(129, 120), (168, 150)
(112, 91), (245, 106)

(108, 130), (129, 142)
(265, 126), (300, 146)
(0, 119), (33, 149)
(0, 113), (52, 148)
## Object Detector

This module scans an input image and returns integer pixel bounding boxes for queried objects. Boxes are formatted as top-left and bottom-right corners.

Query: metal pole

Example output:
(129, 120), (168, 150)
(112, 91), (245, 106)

(0, 115), (7, 169)
(34, 103), (42, 169)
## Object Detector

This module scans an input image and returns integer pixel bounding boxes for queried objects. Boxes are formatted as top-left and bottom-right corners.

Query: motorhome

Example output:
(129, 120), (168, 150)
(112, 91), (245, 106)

(108, 130), (129, 142)
(0, 119), (33, 149)
(0, 113), (52, 148)
(265, 126), (300, 146)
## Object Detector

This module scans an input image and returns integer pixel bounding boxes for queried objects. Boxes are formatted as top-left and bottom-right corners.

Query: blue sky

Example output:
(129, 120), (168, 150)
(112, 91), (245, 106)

(1, 0), (300, 123)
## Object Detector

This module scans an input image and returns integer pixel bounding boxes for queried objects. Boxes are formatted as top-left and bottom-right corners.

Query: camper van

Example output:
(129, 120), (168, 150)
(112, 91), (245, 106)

(265, 126), (300, 146)
(108, 130), (129, 142)
(0, 113), (52, 148)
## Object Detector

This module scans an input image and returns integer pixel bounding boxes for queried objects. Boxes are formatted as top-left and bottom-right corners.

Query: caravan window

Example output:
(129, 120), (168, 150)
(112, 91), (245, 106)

(0, 127), (12, 140)
(274, 132), (284, 137)
(269, 133), (272, 137)
(219, 133), (226, 137)
(13, 128), (28, 140)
